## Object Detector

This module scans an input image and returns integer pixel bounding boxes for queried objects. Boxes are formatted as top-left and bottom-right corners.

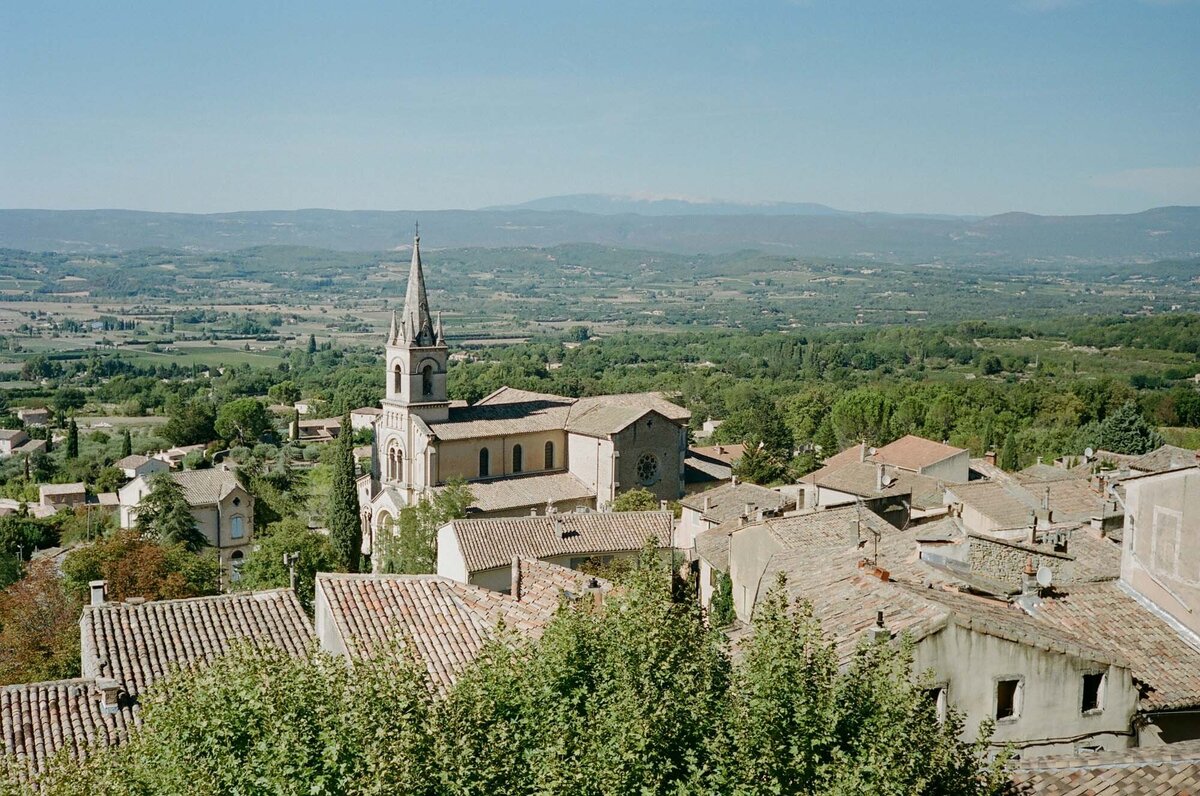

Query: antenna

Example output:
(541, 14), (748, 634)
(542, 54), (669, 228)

(1036, 565), (1053, 590)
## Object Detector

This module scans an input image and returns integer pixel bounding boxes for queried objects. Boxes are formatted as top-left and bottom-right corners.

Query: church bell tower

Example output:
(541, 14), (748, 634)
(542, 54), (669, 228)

(384, 230), (449, 424)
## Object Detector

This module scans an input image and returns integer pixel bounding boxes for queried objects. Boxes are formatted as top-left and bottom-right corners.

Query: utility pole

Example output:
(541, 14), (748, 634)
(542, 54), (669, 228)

(283, 551), (300, 592)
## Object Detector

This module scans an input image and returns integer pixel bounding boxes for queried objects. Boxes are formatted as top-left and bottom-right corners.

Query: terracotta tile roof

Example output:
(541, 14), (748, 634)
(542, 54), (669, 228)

(168, 468), (243, 506)
(0, 430), (27, 441)
(755, 504), (894, 550)
(38, 482), (86, 496)
(1014, 463), (1081, 484)
(812, 461), (940, 501)
(684, 454), (732, 484)
(679, 481), (790, 523)
(1031, 581), (1200, 711)
(512, 557), (613, 617)
(687, 444), (745, 465)
(428, 388), (689, 442)
(694, 522), (734, 571)
(80, 589), (314, 697)
(871, 434), (965, 471)
(946, 481), (1035, 528)
(1008, 739), (1200, 794)
(445, 471), (595, 514)
(112, 454), (154, 470)
(1130, 444), (1198, 473)
(448, 510), (673, 573)
(315, 573), (549, 692)
(1, 679), (140, 781)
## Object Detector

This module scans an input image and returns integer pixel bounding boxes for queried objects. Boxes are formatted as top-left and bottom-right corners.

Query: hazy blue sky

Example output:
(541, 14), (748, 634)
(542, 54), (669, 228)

(2, 1), (1197, 215)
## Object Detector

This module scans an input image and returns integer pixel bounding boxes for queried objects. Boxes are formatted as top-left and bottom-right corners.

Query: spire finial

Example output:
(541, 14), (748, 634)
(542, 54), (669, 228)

(414, 220), (419, 242)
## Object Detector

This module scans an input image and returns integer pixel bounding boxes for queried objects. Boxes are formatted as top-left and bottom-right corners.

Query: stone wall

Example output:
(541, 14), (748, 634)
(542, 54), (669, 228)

(968, 533), (1074, 588)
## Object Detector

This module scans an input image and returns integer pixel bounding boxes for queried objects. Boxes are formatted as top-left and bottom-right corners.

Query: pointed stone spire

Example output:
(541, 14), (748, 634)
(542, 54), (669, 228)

(403, 229), (435, 346)
(435, 311), (445, 345)
(387, 310), (398, 345)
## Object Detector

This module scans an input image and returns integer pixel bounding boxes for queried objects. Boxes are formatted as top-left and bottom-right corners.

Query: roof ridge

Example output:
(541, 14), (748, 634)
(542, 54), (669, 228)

(83, 588), (296, 611)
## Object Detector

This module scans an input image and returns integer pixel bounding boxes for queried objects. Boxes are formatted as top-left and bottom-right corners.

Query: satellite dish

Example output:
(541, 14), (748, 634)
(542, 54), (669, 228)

(1084, 447), (1094, 459)
(1036, 565), (1053, 589)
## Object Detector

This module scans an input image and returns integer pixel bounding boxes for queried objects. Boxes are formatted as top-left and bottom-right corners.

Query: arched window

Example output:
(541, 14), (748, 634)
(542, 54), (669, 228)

(512, 444), (523, 473)
(230, 550), (244, 583)
(393, 364), (403, 392)
(422, 364), (434, 397)
(544, 441), (555, 470)
(230, 515), (245, 540)
(479, 447), (490, 478)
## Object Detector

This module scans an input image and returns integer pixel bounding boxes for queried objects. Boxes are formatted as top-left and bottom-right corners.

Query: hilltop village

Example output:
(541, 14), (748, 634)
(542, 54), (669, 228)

(0, 236), (1198, 794)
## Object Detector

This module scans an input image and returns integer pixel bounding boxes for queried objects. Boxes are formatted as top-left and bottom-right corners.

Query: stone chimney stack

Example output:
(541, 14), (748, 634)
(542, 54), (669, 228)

(89, 580), (107, 607)
(702, 495), (711, 513)
(868, 610), (889, 643)
(1021, 556), (1039, 597)
(96, 677), (121, 715)
(876, 463), (885, 492)
(984, 450), (996, 466)
(859, 442), (867, 463)
(553, 517), (567, 539)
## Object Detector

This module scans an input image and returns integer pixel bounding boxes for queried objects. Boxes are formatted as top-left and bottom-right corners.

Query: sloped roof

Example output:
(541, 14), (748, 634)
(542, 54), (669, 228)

(1008, 739), (1200, 794)
(684, 454), (732, 484)
(448, 510), (673, 573)
(812, 461), (939, 501)
(1, 679), (140, 781)
(679, 481), (790, 523)
(694, 522), (734, 572)
(870, 434), (964, 471)
(447, 471), (595, 514)
(81, 589), (314, 697)
(1031, 581), (1200, 711)
(428, 388), (689, 442)
(1129, 444), (1198, 474)
(512, 556), (613, 617)
(315, 573), (548, 692)
(38, 482), (86, 496)
(946, 481), (1034, 528)
(1013, 463), (1080, 484)
(169, 468), (243, 506)
(0, 430), (27, 441)
(687, 444), (745, 465)
(756, 504), (894, 550)
(113, 454), (155, 470)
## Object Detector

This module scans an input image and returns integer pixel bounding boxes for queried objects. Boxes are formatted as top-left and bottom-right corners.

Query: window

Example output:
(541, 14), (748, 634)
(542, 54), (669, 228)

(636, 453), (659, 486)
(230, 551), (244, 583)
(924, 686), (948, 722)
(512, 444), (523, 473)
(393, 364), (403, 392)
(1082, 672), (1105, 714)
(230, 515), (245, 540)
(479, 448), (490, 478)
(544, 441), (555, 470)
(421, 364), (433, 397)
(232, 496), (241, 507)
(996, 678), (1022, 721)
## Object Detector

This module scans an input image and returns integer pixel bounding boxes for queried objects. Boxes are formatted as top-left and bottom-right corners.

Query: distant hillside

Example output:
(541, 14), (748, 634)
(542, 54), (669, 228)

(484, 193), (851, 217)
(1, 205), (1199, 263)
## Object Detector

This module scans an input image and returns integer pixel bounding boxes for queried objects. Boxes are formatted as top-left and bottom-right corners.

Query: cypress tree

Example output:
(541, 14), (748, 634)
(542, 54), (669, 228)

(120, 428), (133, 458)
(999, 429), (1019, 471)
(328, 408), (361, 572)
(65, 418), (79, 459)
(306, 334), (317, 355)
(290, 408), (301, 441)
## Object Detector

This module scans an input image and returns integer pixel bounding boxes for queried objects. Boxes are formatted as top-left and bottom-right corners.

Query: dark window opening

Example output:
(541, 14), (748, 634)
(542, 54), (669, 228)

(512, 444), (523, 473)
(479, 448), (490, 478)
(996, 679), (1021, 720)
(545, 441), (554, 470)
(1082, 672), (1104, 713)
(421, 365), (433, 397)
(394, 365), (403, 392)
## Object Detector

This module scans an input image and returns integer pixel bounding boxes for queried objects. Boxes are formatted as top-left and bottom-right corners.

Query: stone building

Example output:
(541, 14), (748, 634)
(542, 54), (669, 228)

(360, 233), (690, 563)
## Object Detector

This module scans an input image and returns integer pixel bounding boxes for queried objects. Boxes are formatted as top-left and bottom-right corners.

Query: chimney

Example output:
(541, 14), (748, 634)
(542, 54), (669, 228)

(530, 507), (539, 516)
(583, 576), (605, 607)
(89, 580), (107, 607)
(744, 503), (754, 519)
(553, 517), (566, 539)
(702, 495), (711, 513)
(717, 445), (725, 454)
(730, 474), (738, 485)
(1021, 556), (1039, 597)
(984, 450), (996, 466)
(96, 677), (121, 714)
(849, 518), (861, 543)
(868, 610), (889, 643)
(875, 463), (885, 492)
(859, 442), (867, 463)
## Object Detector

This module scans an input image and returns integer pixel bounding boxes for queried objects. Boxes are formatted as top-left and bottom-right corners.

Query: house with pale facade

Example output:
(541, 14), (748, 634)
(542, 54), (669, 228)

(359, 233), (690, 566)
(437, 510), (673, 593)
(117, 468), (254, 582)
(112, 454), (169, 481)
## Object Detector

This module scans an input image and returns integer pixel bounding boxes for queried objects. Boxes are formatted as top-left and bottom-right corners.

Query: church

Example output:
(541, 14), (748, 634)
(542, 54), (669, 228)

(358, 233), (691, 557)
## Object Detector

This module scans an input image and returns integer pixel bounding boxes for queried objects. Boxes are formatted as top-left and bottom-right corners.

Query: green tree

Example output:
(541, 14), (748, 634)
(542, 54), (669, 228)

(162, 399), (216, 447)
(52, 387), (86, 415)
(61, 530), (218, 603)
(830, 388), (893, 448)
(134, 473), (209, 552)
(327, 409), (362, 572)
(214, 398), (272, 447)
(0, 564), (81, 686)
(378, 479), (474, 574)
(236, 518), (338, 610)
(999, 429), (1020, 471)
(610, 486), (659, 512)
(710, 570), (735, 627)
(65, 418), (79, 459)
(733, 440), (788, 485)
(290, 408), (301, 440)
(120, 428), (133, 458)
(1096, 400), (1165, 455)
(307, 333), (318, 354)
